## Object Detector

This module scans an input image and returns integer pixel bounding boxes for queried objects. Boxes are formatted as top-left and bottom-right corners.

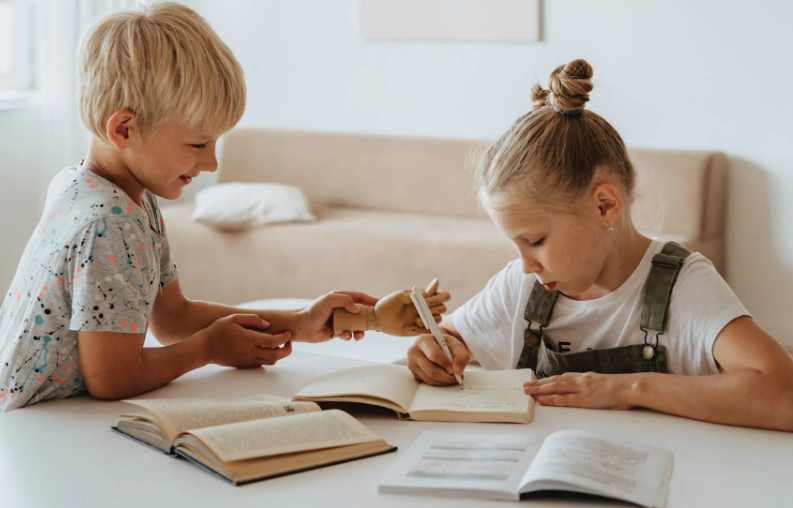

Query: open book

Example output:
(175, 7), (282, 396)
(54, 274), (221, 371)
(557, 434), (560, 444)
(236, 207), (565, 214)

(112, 394), (396, 485)
(379, 430), (673, 508)
(293, 365), (536, 424)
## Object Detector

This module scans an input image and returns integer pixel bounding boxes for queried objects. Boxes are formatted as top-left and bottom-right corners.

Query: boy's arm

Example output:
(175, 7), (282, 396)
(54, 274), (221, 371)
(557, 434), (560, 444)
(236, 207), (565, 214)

(149, 279), (378, 345)
(523, 317), (793, 432)
(78, 314), (291, 400)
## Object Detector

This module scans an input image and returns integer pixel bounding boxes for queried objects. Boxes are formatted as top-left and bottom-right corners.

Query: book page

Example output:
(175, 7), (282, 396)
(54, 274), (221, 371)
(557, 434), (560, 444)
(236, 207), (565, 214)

(294, 364), (420, 413)
(378, 431), (542, 500)
(520, 430), (673, 508)
(409, 369), (534, 414)
(124, 394), (320, 441)
(184, 409), (382, 462)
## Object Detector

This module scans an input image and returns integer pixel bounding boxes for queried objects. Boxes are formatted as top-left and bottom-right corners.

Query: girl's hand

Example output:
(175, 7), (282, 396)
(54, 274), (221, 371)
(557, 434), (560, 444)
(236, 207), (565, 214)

(294, 291), (380, 343)
(523, 372), (637, 410)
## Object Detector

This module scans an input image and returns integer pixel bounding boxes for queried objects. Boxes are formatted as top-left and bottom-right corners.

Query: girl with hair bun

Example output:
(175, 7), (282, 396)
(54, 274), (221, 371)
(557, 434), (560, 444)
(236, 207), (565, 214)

(406, 59), (793, 432)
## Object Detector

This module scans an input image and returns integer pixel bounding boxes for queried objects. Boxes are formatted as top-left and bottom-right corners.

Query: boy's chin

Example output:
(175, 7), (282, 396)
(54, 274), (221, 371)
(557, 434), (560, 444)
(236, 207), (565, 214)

(149, 185), (183, 201)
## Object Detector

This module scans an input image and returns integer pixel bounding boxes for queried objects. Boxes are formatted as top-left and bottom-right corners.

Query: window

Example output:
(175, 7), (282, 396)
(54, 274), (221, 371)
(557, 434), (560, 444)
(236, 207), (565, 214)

(0, 0), (34, 91)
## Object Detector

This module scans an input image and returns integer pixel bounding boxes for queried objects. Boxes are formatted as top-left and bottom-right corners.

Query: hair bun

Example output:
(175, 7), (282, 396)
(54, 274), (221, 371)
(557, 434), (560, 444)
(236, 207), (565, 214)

(547, 59), (593, 112)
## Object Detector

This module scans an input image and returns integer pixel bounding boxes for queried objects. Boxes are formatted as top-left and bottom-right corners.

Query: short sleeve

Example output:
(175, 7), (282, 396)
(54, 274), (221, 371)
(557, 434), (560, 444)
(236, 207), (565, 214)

(666, 254), (751, 375)
(452, 259), (524, 370)
(66, 217), (159, 334)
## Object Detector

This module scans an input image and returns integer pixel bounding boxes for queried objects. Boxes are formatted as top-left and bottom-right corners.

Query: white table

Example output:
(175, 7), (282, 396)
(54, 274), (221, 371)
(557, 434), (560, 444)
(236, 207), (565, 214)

(1, 351), (792, 508)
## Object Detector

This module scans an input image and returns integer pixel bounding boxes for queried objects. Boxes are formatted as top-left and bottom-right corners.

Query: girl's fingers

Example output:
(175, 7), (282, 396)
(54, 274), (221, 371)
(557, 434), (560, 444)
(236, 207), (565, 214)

(410, 353), (457, 385)
(523, 379), (577, 396)
(353, 331), (364, 341)
(538, 394), (580, 407)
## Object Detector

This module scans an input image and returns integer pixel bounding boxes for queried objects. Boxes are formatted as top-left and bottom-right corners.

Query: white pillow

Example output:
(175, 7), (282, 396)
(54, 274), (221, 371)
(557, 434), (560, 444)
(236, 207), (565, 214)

(192, 182), (316, 231)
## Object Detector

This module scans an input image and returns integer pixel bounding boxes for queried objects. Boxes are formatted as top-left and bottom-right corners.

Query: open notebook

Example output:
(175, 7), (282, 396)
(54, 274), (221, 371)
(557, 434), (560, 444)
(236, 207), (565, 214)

(294, 365), (536, 424)
(379, 430), (673, 507)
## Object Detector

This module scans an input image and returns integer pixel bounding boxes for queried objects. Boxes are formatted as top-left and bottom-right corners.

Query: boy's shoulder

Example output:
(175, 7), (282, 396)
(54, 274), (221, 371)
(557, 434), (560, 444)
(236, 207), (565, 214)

(43, 165), (152, 238)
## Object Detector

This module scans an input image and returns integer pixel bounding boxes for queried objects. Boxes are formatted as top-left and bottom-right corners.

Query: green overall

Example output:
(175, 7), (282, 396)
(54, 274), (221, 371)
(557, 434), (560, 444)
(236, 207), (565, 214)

(516, 242), (692, 378)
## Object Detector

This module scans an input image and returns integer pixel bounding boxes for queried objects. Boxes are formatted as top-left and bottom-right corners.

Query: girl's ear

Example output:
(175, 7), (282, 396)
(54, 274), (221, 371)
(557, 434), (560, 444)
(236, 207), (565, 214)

(593, 182), (624, 226)
(105, 109), (138, 151)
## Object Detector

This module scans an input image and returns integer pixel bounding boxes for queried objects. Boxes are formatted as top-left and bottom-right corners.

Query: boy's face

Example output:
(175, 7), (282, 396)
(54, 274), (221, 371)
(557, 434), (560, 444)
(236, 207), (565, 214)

(124, 121), (224, 200)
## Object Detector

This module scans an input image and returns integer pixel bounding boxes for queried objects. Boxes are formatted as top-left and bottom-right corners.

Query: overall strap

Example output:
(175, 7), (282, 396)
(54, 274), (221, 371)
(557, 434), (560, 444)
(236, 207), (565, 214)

(522, 281), (560, 347)
(640, 241), (693, 334)
(524, 280), (560, 329)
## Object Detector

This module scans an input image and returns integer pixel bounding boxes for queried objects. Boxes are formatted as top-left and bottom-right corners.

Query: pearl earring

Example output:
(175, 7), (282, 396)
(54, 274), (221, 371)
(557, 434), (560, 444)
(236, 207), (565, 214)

(607, 224), (614, 233)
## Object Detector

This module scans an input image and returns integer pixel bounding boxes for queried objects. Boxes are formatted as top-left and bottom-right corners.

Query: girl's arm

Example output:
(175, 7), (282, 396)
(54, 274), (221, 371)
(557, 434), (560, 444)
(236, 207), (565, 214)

(148, 280), (378, 345)
(524, 317), (793, 432)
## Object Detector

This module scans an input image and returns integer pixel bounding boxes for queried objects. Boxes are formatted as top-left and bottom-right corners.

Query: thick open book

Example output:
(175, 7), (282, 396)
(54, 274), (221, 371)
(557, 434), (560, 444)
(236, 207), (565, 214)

(379, 430), (673, 508)
(112, 394), (396, 485)
(293, 365), (536, 424)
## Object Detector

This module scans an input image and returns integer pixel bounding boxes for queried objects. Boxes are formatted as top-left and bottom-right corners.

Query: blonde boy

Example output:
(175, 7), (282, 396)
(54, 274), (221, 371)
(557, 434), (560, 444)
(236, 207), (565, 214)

(0, 2), (374, 412)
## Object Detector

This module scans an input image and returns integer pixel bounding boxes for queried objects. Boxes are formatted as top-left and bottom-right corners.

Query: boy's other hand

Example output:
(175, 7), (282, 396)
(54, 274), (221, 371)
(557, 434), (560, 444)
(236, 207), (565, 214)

(295, 291), (380, 343)
(203, 314), (292, 368)
(407, 333), (470, 386)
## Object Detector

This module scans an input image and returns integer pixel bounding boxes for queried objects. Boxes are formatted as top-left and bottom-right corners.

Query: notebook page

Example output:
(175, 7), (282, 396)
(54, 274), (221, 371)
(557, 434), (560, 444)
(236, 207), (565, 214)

(409, 369), (534, 414)
(294, 364), (420, 412)
(378, 431), (542, 500)
(520, 430), (673, 508)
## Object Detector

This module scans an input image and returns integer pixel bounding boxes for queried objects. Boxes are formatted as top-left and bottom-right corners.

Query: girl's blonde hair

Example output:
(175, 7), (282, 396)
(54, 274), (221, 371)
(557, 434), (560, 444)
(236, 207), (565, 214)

(78, 1), (246, 142)
(476, 59), (634, 216)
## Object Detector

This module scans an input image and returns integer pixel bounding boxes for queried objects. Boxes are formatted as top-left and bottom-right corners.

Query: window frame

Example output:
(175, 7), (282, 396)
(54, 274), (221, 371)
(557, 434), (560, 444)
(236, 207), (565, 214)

(0, 0), (34, 91)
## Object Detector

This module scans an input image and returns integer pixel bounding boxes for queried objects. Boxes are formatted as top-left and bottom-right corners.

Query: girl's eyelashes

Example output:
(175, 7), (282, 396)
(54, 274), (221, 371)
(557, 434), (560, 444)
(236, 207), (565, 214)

(190, 143), (207, 149)
(528, 238), (545, 248)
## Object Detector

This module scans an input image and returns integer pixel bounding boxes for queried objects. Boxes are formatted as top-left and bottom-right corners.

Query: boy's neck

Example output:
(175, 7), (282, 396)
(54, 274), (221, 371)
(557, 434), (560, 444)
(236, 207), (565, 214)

(83, 138), (146, 206)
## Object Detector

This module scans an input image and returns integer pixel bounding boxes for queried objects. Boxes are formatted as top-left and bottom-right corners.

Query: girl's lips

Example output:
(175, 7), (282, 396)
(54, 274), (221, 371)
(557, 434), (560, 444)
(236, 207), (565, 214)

(179, 175), (193, 184)
(543, 282), (557, 291)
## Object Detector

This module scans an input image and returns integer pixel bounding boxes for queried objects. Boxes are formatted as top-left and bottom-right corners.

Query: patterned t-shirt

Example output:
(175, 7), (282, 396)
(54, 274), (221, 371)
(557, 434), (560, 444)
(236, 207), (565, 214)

(0, 164), (178, 412)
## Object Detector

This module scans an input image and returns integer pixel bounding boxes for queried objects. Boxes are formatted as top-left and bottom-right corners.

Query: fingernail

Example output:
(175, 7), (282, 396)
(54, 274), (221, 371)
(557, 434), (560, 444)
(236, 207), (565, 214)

(446, 367), (454, 375)
(261, 319), (270, 327)
(284, 331), (292, 338)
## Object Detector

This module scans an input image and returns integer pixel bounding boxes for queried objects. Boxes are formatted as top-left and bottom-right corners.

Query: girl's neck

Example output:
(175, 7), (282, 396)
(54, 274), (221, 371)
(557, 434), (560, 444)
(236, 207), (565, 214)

(83, 139), (146, 206)
(574, 227), (652, 301)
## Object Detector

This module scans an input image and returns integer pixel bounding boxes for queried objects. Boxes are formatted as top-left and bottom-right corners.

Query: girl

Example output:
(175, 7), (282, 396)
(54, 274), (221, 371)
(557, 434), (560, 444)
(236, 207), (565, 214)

(406, 59), (793, 432)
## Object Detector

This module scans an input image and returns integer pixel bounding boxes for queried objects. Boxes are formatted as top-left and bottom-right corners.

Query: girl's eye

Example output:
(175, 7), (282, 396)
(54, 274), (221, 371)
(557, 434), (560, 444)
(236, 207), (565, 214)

(190, 143), (207, 149)
(528, 238), (545, 248)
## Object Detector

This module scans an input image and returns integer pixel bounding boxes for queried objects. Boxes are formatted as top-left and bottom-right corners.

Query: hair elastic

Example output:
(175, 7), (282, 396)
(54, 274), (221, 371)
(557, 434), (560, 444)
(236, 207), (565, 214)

(554, 108), (584, 117)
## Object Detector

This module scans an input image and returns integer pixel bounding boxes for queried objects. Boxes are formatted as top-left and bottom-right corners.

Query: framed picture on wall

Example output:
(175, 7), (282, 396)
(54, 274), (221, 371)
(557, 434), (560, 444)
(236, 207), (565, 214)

(360, 0), (541, 42)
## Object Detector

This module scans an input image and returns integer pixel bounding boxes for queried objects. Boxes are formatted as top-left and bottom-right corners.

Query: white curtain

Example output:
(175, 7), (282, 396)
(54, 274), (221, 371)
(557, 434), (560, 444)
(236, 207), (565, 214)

(36, 0), (139, 197)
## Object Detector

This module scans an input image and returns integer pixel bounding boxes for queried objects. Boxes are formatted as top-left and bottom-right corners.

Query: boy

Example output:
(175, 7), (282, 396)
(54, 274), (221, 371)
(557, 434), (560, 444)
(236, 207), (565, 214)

(0, 2), (375, 412)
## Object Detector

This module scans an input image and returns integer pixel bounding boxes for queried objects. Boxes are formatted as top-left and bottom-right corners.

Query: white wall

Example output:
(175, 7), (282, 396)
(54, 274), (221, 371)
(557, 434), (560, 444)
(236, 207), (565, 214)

(0, 108), (46, 292)
(196, 0), (793, 347)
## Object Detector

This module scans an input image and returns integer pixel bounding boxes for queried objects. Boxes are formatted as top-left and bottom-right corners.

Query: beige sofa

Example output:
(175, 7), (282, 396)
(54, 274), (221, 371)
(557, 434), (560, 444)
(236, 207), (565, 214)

(161, 129), (727, 311)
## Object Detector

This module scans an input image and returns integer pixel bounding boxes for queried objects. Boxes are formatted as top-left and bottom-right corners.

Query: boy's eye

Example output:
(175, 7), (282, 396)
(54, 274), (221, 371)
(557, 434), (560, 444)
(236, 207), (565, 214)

(528, 238), (545, 248)
(190, 143), (207, 149)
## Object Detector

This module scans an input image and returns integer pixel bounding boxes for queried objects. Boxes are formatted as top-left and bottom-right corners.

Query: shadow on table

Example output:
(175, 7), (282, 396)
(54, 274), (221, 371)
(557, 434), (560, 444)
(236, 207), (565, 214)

(520, 490), (635, 506)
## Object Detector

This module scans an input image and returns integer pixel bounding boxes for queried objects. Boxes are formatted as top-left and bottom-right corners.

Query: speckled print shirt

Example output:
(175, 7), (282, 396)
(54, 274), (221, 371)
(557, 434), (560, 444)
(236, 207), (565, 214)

(0, 164), (178, 412)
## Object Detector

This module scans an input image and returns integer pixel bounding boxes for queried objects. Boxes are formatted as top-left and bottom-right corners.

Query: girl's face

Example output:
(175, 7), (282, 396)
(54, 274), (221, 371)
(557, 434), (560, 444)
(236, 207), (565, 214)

(485, 193), (611, 299)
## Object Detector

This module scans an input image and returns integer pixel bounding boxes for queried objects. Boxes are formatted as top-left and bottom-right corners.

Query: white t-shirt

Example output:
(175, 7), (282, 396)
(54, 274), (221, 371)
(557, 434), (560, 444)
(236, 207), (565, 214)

(452, 239), (749, 375)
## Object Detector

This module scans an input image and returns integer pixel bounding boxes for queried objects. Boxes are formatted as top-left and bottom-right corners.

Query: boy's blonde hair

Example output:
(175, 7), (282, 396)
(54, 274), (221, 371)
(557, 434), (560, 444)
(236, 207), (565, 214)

(78, 1), (246, 141)
(476, 59), (635, 218)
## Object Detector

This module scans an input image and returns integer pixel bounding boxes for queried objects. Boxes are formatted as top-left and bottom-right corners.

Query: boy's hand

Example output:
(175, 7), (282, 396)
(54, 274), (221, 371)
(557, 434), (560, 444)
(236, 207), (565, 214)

(407, 333), (470, 385)
(202, 314), (292, 368)
(294, 291), (380, 343)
